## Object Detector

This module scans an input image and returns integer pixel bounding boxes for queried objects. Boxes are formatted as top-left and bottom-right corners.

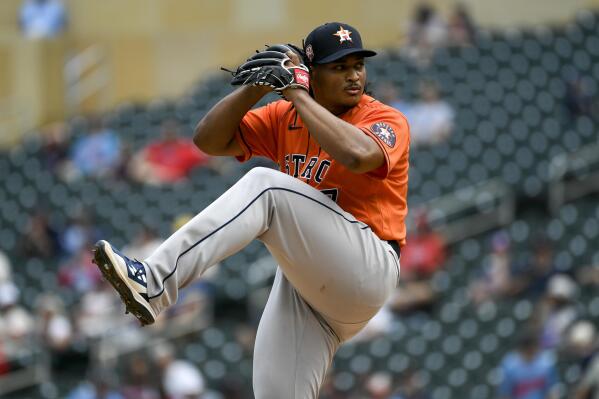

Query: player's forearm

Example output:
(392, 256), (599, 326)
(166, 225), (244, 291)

(193, 85), (269, 155)
(286, 90), (377, 171)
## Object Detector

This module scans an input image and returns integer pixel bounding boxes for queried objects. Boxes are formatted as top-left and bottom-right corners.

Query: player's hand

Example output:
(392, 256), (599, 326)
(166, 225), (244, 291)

(285, 51), (301, 67)
(223, 44), (310, 99)
(243, 84), (272, 96)
(281, 50), (310, 100)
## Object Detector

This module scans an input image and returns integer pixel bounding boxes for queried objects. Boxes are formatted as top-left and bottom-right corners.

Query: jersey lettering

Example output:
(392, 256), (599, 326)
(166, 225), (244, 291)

(284, 154), (290, 175)
(284, 155), (331, 183)
(314, 160), (331, 183)
(300, 157), (319, 181)
(291, 154), (306, 178)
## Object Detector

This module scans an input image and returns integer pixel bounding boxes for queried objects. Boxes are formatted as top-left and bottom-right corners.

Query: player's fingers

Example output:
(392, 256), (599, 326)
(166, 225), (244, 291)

(286, 51), (301, 66)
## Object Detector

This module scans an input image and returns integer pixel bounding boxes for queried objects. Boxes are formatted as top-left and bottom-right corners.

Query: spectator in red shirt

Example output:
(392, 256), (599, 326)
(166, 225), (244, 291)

(400, 209), (447, 279)
(389, 210), (446, 315)
(130, 120), (211, 185)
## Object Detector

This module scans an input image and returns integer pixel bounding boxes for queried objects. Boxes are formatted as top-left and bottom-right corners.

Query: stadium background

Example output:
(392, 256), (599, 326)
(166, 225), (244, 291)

(0, 0), (598, 398)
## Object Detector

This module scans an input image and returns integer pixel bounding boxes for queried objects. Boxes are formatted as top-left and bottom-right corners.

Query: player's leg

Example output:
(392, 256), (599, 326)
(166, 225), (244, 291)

(94, 167), (398, 328)
(93, 167), (282, 324)
(143, 166), (399, 334)
(257, 184), (399, 340)
(253, 269), (339, 399)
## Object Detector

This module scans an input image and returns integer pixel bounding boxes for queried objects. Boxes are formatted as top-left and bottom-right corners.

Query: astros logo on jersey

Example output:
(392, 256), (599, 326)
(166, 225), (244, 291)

(370, 122), (396, 147)
(333, 26), (352, 43)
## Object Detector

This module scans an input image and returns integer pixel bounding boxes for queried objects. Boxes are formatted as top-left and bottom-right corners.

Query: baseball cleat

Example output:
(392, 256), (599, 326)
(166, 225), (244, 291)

(92, 240), (157, 326)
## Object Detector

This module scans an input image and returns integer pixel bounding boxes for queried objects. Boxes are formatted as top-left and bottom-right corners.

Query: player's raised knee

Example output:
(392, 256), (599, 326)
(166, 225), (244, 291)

(243, 167), (289, 186)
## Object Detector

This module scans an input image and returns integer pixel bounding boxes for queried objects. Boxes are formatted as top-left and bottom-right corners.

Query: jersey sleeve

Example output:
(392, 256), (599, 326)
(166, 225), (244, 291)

(356, 107), (410, 179)
(234, 101), (282, 163)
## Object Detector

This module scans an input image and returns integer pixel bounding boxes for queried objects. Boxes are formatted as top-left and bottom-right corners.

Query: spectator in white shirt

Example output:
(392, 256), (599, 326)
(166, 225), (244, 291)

(409, 81), (454, 147)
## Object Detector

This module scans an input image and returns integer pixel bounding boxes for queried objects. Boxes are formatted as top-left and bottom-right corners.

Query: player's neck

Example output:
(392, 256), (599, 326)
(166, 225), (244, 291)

(318, 99), (359, 116)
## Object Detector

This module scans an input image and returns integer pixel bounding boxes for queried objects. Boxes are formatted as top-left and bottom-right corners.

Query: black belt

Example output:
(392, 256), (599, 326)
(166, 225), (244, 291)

(386, 240), (401, 257)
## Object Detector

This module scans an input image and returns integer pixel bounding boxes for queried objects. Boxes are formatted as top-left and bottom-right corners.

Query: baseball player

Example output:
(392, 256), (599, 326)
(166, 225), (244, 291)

(93, 22), (409, 398)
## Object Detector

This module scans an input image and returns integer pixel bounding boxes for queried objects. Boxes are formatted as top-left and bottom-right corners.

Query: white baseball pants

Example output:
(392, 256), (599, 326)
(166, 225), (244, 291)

(143, 167), (400, 398)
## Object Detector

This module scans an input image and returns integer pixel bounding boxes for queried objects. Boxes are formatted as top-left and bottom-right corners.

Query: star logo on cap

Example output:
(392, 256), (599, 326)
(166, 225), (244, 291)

(333, 26), (352, 43)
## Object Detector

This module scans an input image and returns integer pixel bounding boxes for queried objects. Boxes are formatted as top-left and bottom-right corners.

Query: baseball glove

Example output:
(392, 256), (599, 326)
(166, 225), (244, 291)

(223, 44), (310, 97)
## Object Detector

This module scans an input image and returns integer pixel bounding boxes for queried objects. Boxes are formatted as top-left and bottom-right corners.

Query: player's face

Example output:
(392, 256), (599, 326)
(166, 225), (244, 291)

(311, 54), (367, 115)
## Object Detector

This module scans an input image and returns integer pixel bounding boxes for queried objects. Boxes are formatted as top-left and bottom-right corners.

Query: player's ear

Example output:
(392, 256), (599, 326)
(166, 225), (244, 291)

(308, 63), (321, 78)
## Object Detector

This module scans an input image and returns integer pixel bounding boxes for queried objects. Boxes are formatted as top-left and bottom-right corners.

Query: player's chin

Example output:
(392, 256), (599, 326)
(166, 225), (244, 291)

(341, 90), (362, 106)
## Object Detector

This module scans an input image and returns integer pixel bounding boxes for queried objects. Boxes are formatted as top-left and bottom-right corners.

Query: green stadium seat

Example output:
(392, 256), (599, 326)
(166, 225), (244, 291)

(431, 384), (452, 399)
(332, 370), (356, 392)
(349, 353), (372, 374)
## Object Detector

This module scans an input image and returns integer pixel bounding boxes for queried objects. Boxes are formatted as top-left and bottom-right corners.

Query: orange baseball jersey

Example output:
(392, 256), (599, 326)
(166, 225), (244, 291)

(234, 94), (410, 246)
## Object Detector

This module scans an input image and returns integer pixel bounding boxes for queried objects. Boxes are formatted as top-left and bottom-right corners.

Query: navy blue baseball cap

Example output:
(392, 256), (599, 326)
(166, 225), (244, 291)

(303, 22), (377, 64)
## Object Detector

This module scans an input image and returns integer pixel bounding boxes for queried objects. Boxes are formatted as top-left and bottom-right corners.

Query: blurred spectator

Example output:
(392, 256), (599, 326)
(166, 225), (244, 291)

(0, 250), (12, 283)
(400, 210), (447, 280)
(122, 226), (162, 261)
(389, 279), (436, 315)
(390, 368), (430, 399)
(563, 320), (597, 368)
(388, 210), (446, 315)
(35, 293), (79, 374)
(512, 236), (558, 300)
(575, 357), (599, 399)
(67, 378), (125, 399)
(19, 0), (67, 39)
(469, 230), (514, 305)
(573, 322), (599, 399)
(162, 286), (213, 330)
(41, 122), (71, 175)
(408, 81), (454, 146)
(121, 353), (160, 399)
(18, 209), (62, 259)
(58, 246), (102, 294)
(577, 262), (599, 286)
(447, 3), (477, 47)
(376, 83), (413, 117)
(498, 328), (559, 399)
(68, 118), (122, 179)
(129, 120), (211, 185)
(61, 207), (102, 257)
(365, 372), (393, 399)
(234, 324), (257, 356)
(0, 344), (9, 375)
(536, 274), (579, 349)
(77, 281), (126, 339)
(0, 282), (35, 356)
(350, 305), (394, 342)
(114, 142), (135, 183)
(403, 3), (447, 66)
(564, 76), (595, 120)
(152, 342), (206, 399)
(216, 375), (247, 399)
(35, 294), (73, 353)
